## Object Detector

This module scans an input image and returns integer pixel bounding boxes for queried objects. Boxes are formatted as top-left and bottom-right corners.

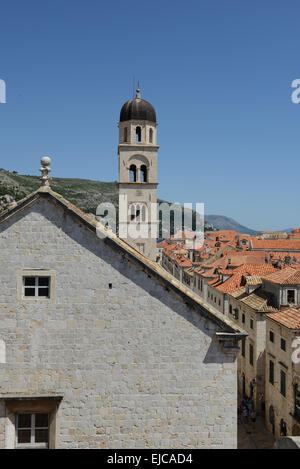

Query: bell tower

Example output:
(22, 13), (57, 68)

(118, 86), (158, 261)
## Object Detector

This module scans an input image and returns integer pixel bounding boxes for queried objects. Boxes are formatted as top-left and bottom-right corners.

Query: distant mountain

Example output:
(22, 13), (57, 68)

(205, 214), (258, 235)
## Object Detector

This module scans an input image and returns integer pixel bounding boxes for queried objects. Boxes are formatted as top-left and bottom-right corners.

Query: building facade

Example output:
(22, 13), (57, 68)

(0, 186), (245, 448)
(265, 309), (300, 439)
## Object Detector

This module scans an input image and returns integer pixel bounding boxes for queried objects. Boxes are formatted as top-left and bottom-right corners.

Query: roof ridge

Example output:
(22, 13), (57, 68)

(0, 186), (244, 335)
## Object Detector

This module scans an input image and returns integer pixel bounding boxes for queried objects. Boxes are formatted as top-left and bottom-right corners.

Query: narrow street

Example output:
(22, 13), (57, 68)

(238, 414), (275, 449)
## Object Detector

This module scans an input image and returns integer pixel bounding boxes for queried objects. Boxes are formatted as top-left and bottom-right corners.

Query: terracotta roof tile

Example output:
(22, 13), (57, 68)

(240, 288), (277, 312)
(266, 307), (300, 329)
(263, 266), (300, 285)
(229, 287), (247, 298)
(245, 276), (262, 286)
(250, 239), (300, 251)
(216, 264), (276, 293)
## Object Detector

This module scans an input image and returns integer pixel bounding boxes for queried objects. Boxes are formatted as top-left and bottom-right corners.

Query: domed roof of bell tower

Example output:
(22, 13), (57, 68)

(120, 87), (156, 123)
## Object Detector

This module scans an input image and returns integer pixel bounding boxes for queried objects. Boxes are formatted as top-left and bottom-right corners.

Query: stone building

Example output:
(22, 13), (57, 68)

(265, 308), (300, 439)
(0, 89), (246, 448)
(0, 185), (245, 449)
(227, 279), (277, 413)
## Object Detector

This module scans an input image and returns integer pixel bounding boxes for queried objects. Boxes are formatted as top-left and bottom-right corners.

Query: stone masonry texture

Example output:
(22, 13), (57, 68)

(0, 197), (237, 448)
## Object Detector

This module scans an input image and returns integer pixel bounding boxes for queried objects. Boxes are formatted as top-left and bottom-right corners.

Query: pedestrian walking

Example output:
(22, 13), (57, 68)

(250, 409), (256, 431)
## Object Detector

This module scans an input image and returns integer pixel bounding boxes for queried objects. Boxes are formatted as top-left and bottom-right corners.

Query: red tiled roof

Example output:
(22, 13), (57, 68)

(268, 252), (300, 262)
(216, 264), (276, 293)
(157, 239), (172, 248)
(176, 258), (193, 267)
(262, 266), (300, 285)
(218, 269), (235, 275)
(208, 277), (220, 286)
(250, 239), (300, 251)
(266, 307), (300, 329)
(206, 230), (239, 241)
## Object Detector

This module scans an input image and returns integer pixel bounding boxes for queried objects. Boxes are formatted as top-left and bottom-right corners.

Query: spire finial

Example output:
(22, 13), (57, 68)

(40, 156), (52, 187)
(136, 81), (141, 99)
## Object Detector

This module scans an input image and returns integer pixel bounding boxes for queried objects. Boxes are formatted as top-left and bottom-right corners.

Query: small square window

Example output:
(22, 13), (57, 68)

(23, 277), (50, 298)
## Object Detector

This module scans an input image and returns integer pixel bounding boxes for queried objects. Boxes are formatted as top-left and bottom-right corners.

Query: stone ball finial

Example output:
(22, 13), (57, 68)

(41, 156), (51, 166)
(40, 156), (52, 187)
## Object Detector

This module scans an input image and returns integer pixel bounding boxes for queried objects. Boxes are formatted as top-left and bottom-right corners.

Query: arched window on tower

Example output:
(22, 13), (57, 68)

(149, 128), (153, 143)
(136, 126), (141, 142)
(140, 165), (147, 182)
(129, 203), (147, 223)
(129, 164), (137, 182)
(124, 127), (128, 142)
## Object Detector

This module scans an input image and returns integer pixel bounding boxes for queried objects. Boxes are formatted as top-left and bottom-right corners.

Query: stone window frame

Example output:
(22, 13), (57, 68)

(3, 397), (62, 449)
(280, 369), (287, 397)
(17, 269), (56, 303)
(129, 202), (148, 223)
(280, 337), (286, 352)
(286, 288), (296, 304)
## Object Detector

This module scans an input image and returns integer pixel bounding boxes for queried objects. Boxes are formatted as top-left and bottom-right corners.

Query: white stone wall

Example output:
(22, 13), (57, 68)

(207, 286), (225, 315)
(118, 146), (158, 184)
(0, 198), (237, 448)
(265, 319), (300, 438)
(118, 121), (157, 146)
(227, 296), (266, 411)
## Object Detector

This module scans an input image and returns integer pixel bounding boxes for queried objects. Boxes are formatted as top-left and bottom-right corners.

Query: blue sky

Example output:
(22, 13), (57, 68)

(0, 0), (299, 230)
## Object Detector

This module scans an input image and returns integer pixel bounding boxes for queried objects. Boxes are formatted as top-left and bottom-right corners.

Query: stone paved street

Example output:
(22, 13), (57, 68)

(238, 414), (275, 449)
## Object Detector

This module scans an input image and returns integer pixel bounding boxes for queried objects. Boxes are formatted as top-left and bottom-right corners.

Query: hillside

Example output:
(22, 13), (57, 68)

(205, 214), (258, 235)
(0, 169), (267, 236)
(0, 169), (203, 237)
(0, 169), (119, 213)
